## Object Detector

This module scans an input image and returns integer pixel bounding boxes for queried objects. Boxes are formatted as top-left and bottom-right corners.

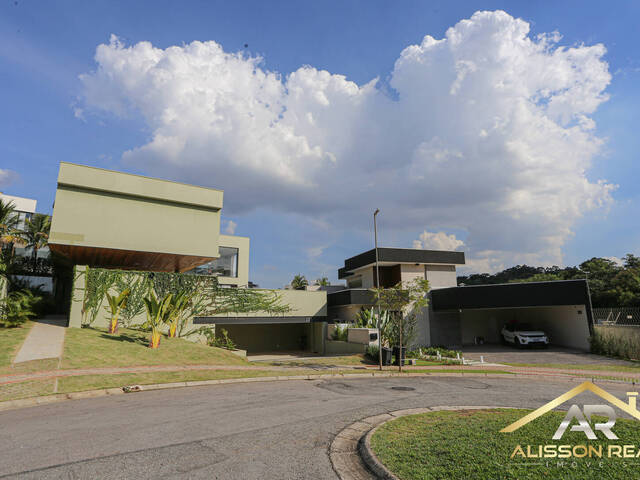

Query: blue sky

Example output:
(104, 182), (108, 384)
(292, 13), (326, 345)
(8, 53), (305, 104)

(1, 1), (638, 288)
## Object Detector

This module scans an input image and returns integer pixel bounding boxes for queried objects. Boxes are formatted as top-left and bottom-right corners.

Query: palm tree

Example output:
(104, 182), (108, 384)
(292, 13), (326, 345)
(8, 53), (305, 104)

(315, 277), (330, 286)
(17, 213), (51, 272)
(290, 274), (309, 290)
(0, 199), (19, 250)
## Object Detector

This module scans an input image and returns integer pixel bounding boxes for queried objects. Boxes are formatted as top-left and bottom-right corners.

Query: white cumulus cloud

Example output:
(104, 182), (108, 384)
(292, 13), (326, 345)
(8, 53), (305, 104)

(413, 230), (465, 251)
(223, 220), (237, 235)
(79, 11), (614, 271)
(0, 169), (18, 188)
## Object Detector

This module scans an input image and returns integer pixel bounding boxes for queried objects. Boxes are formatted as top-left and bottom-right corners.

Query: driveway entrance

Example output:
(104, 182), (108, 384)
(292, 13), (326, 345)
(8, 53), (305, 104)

(462, 344), (638, 367)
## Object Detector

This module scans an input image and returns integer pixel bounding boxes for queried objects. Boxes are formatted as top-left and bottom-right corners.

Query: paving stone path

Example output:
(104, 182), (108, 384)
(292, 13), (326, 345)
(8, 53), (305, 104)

(13, 317), (67, 364)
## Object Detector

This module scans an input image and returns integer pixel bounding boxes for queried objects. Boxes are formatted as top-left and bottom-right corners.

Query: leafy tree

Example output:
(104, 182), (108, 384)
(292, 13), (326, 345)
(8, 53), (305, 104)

(457, 254), (640, 307)
(371, 278), (430, 372)
(314, 277), (330, 286)
(290, 274), (308, 290)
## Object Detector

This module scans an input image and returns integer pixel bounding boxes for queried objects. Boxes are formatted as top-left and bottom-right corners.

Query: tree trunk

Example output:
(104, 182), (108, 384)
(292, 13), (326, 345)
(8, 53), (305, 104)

(32, 246), (38, 273)
(399, 313), (403, 373)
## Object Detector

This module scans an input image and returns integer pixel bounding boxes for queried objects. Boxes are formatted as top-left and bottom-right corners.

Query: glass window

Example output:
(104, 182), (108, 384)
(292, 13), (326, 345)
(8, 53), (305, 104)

(190, 246), (238, 277)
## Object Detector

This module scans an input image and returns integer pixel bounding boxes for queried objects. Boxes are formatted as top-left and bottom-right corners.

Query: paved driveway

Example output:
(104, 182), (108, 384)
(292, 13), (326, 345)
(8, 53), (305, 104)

(462, 344), (639, 366)
(1, 376), (637, 479)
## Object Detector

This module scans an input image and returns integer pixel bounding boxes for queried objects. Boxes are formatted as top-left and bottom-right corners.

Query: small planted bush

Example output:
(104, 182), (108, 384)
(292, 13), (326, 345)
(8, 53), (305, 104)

(201, 327), (237, 350)
(331, 325), (349, 342)
(366, 345), (379, 361)
(420, 346), (462, 359)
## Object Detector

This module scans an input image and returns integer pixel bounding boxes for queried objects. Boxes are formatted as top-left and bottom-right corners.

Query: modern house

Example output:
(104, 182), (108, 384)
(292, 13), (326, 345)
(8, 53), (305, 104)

(46, 162), (593, 353)
(0, 192), (37, 230)
(329, 247), (593, 350)
(50, 163), (325, 353)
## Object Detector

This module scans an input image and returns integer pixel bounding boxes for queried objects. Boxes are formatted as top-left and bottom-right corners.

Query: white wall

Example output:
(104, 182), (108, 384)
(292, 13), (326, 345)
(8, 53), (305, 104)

(400, 264), (425, 284)
(460, 305), (590, 350)
(425, 265), (457, 289)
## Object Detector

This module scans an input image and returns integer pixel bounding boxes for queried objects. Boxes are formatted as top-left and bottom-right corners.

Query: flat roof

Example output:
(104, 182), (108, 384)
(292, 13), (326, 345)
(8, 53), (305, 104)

(0, 192), (37, 213)
(431, 279), (592, 311)
(338, 247), (465, 278)
(57, 162), (224, 210)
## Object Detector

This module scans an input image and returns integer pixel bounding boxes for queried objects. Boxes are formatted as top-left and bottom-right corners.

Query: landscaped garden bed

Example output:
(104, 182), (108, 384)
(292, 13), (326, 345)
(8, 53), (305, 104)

(371, 408), (640, 479)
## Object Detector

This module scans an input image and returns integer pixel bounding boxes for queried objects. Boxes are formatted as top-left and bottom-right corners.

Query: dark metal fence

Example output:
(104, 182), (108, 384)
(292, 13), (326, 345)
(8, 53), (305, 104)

(593, 307), (640, 326)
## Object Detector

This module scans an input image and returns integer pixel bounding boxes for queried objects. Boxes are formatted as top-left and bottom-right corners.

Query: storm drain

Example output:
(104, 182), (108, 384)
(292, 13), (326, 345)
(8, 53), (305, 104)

(391, 386), (415, 391)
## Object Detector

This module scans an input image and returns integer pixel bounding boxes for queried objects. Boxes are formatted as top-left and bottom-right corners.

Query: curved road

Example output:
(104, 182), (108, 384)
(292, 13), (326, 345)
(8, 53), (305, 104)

(0, 376), (634, 479)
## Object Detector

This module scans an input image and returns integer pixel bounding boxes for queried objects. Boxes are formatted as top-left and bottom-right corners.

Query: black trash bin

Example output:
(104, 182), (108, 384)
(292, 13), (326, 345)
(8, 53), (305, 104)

(381, 347), (393, 366)
(392, 346), (406, 366)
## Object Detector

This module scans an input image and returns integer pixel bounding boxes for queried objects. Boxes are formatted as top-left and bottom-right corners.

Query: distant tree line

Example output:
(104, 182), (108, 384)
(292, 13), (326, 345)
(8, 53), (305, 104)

(457, 254), (640, 308)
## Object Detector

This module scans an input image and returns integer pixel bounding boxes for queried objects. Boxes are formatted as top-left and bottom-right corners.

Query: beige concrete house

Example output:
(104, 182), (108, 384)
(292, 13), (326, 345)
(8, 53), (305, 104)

(50, 163), (326, 353)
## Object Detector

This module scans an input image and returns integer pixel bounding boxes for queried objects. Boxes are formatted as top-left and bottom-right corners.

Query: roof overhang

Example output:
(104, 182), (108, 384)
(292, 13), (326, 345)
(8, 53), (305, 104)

(193, 315), (327, 325)
(49, 244), (215, 273)
(339, 248), (465, 279)
(431, 279), (594, 334)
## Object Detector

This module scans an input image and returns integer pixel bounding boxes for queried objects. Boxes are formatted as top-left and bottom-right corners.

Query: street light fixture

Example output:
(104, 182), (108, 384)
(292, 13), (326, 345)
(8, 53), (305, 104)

(374, 208), (382, 371)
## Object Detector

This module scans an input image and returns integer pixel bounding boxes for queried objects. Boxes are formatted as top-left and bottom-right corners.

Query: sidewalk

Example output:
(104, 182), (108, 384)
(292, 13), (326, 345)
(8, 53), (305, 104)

(13, 317), (67, 364)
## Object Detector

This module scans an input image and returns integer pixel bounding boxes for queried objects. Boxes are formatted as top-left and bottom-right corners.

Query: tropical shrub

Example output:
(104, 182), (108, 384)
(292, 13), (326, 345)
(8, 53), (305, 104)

(105, 288), (130, 334)
(0, 290), (37, 327)
(166, 291), (195, 338)
(142, 292), (173, 349)
(355, 307), (378, 328)
(331, 324), (349, 342)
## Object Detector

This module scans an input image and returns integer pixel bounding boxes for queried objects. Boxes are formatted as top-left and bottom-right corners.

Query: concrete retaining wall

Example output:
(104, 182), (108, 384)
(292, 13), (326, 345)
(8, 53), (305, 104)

(325, 340), (367, 354)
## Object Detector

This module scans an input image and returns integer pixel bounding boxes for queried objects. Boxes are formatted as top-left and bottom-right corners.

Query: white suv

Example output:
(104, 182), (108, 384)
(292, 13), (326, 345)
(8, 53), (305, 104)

(501, 323), (549, 348)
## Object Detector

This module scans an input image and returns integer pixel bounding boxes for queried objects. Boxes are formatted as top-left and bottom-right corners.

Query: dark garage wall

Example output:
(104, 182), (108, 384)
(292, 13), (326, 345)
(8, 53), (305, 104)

(221, 323), (314, 353)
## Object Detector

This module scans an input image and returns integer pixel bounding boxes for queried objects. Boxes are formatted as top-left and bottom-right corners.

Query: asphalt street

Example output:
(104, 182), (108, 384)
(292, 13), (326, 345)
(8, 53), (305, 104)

(0, 376), (635, 479)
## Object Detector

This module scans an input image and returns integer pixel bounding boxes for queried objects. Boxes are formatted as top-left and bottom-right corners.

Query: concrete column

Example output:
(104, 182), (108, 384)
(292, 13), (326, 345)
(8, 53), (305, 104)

(68, 265), (87, 328)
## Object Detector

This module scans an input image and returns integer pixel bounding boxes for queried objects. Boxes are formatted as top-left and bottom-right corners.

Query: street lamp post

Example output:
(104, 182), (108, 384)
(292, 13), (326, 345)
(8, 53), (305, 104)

(374, 209), (382, 371)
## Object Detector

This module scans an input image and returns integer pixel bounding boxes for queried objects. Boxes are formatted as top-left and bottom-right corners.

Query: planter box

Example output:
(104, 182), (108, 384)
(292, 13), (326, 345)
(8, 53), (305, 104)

(347, 328), (379, 345)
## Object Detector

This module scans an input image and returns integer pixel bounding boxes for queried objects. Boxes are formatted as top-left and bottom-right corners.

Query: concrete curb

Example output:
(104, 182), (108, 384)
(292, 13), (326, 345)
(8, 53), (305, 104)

(0, 369), (632, 413)
(332, 406), (520, 480)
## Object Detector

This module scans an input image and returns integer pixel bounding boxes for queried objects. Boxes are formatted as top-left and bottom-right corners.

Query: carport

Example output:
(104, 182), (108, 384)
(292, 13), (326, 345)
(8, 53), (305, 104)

(429, 280), (594, 350)
(193, 316), (325, 354)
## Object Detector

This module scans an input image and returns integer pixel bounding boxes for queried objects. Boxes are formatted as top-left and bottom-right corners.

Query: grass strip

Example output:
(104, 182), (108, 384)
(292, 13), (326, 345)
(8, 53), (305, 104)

(372, 408), (640, 480)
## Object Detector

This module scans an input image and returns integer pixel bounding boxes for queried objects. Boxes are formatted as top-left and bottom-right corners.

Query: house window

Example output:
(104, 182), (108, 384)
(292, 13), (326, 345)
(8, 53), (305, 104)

(190, 246), (238, 277)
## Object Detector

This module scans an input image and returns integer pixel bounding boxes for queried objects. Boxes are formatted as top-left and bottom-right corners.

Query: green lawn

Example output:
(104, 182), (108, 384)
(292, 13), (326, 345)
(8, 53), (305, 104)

(371, 409), (640, 479)
(62, 327), (248, 369)
(505, 362), (640, 373)
(0, 322), (33, 367)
